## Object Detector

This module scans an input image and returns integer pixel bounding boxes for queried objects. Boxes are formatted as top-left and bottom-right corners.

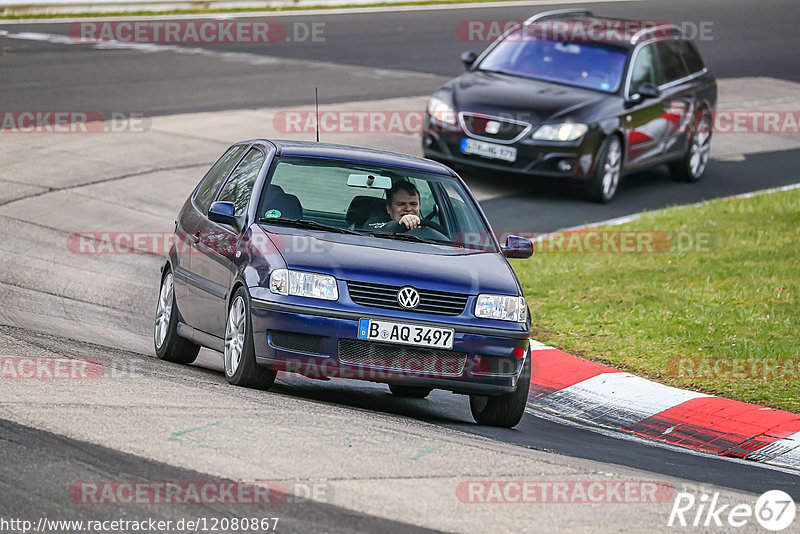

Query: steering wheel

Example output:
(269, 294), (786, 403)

(384, 219), (449, 240)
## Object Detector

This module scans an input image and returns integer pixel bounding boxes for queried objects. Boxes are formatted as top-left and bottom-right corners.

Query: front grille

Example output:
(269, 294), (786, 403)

(338, 339), (467, 376)
(347, 281), (468, 316)
(460, 112), (531, 142)
(269, 331), (325, 354)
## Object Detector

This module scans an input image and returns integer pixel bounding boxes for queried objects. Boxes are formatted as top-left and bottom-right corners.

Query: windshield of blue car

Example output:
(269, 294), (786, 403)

(256, 156), (499, 252)
(478, 34), (628, 93)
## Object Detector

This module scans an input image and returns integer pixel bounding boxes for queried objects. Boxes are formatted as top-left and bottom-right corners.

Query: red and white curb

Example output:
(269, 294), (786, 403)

(526, 341), (800, 470)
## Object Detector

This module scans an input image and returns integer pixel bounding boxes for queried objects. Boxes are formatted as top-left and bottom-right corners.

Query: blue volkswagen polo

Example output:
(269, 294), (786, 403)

(154, 140), (533, 427)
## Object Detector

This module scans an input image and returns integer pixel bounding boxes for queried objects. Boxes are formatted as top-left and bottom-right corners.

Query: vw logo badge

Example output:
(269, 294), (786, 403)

(485, 120), (501, 135)
(397, 286), (420, 309)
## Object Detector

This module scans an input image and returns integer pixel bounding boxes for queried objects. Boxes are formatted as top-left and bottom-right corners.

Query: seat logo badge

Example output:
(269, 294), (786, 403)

(485, 121), (501, 134)
(397, 287), (420, 309)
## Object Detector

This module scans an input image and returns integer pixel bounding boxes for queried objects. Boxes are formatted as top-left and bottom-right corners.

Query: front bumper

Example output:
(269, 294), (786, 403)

(422, 124), (602, 180)
(250, 297), (530, 395)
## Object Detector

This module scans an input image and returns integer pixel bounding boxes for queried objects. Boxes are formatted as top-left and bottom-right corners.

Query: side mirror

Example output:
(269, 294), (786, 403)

(208, 201), (239, 229)
(460, 51), (478, 70)
(502, 235), (533, 259)
(635, 82), (662, 101)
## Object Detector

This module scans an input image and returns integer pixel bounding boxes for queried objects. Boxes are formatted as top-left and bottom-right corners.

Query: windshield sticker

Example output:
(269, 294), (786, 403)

(264, 209), (281, 218)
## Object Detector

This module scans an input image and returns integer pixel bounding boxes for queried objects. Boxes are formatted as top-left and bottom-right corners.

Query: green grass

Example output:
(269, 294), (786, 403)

(511, 188), (800, 413)
(0, 0), (527, 19)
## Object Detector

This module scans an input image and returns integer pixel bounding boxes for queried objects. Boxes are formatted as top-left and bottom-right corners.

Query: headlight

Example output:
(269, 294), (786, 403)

(474, 294), (527, 322)
(427, 96), (457, 126)
(269, 269), (338, 301)
(532, 122), (588, 142)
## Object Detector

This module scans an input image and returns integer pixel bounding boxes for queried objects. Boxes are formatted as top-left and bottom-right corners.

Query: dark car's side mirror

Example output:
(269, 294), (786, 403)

(208, 201), (239, 229)
(502, 235), (533, 259)
(460, 51), (478, 70)
(633, 82), (662, 101)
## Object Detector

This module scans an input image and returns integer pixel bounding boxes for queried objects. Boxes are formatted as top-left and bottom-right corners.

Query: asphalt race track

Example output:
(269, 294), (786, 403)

(1, 0), (800, 531)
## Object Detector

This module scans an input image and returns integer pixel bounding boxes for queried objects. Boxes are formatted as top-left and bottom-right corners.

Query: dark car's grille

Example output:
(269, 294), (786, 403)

(346, 281), (468, 316)
(460, 112), (531, 142)
(270, 331), (325, 354)
(338, 339), (467, 376)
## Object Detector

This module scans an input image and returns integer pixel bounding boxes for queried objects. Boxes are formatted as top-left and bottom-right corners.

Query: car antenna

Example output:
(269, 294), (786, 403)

(315, 87), (320, 142)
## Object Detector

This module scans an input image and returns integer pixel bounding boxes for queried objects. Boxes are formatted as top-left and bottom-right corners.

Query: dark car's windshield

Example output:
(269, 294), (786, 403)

(479, 32), (628, 93)
(256, 156), (497, 252)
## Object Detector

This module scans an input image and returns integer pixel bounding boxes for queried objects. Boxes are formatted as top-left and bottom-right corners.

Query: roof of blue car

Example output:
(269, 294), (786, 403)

(260, 139), (456, 176)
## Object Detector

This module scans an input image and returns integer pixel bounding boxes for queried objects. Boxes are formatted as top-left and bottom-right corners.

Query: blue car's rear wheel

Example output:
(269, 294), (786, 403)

(224, 287), (275, 390)
(469, 350), (530, 428)
(154, 268), (200, 364)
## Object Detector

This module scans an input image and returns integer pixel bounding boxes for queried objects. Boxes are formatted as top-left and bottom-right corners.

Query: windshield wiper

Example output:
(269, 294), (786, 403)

(258, 218), (365, 235)
(368, 232), (445, 245)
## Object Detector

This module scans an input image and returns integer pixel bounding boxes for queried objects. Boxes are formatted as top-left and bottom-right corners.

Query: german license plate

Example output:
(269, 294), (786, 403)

(358, 319), (454, 349)
(461, 138), (517, 162)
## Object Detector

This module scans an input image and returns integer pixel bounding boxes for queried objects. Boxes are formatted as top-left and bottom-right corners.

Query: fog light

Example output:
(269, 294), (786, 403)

(424, 135), (433, 147)
(557, 160), (573, 172)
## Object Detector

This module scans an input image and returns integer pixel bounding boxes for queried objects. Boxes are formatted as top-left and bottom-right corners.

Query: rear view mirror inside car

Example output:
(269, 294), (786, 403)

(347, 174), (392, 189)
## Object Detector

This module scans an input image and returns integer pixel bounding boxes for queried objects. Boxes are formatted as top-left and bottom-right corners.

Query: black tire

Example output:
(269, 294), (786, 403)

(469, 351), (531, 428)
(224, 287), (275, 390)
(669, 110), (712, 182)
(154, 268), (200, 364)
(586, 135), (623, 203)
(389, 384), (433, 399)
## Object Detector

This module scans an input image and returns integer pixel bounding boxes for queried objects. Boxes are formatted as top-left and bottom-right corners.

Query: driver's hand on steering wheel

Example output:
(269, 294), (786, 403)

(398, 214), (421, 230)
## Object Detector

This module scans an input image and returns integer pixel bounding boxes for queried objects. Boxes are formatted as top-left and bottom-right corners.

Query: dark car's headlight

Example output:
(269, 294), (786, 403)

(532, 122), (588, 142)
(427, 96), (458, 127)
(269, 269), (339, 301)
(474, 294), (527, 322)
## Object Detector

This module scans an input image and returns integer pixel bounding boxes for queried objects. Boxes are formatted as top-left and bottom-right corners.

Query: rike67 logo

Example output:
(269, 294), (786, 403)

(668, 490), (796, 531)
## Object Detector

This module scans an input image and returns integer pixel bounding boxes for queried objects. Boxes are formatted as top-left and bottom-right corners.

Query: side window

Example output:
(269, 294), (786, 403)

(676, 40), (705, 74)
(216, 148), (265, 216)
(629, 44), (658, 95)
(656, 41), (690, 83)
(194, 145), (246, 214)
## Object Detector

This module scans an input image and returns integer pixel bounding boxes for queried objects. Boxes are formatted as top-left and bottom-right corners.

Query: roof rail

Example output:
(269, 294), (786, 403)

(630, 24), (683, 44)
(523, 8), (593, 26)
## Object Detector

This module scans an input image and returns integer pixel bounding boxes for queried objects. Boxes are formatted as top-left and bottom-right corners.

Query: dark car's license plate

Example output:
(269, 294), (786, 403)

(358, 319), (454, 349)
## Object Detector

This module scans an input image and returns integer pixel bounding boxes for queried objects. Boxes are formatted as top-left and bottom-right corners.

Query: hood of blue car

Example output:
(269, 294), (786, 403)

(268, 230), (521, 296)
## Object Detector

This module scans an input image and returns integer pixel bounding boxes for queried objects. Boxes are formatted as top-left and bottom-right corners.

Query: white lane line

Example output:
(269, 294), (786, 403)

(0, 0), (643, 24)
(533, 372), (709, 429)
(5, 31), (437, 79)
(559, 181), (800, 234)
(525, 404), (800, 476)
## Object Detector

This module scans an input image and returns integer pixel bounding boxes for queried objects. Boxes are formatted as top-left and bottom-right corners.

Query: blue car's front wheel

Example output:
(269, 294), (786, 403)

(469, 350), (530, 428)
(224, 287), (275, 390)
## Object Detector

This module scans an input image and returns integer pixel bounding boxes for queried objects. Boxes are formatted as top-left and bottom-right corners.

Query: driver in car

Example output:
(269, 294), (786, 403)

(366, 182), (422, 231)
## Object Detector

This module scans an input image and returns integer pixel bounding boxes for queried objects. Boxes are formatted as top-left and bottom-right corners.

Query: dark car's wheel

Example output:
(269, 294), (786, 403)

(469, 351), (531, 428)
(224, 287), (275, 390)
(586, 135), (623, 203)
(389, 384), (433, 399)
(154, 268), (200, 364)
(670, 110), (712, 182)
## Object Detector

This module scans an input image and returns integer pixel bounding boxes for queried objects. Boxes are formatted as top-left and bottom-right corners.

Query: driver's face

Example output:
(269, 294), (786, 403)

(387, 190), (420, 221)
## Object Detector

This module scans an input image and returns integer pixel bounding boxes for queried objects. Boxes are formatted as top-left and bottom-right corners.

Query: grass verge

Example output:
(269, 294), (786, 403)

(511, 187), (800, 413)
